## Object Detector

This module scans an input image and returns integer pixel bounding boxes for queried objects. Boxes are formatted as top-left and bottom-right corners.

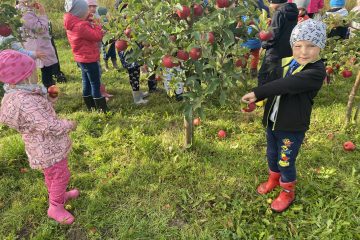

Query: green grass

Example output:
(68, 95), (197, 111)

(0, 39), (360, 239)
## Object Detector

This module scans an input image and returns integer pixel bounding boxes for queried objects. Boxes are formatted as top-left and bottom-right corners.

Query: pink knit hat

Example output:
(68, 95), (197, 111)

(0, 50), (36, 84)
(86, 0), (98, 6)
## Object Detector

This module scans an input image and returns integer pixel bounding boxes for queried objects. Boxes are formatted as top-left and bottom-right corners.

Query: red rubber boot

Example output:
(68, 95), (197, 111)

(271, 180), (296, 212)
(257, 170), (281, 195)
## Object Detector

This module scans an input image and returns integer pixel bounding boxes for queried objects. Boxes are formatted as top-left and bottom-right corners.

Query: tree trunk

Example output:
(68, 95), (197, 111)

(184, 115), (193, 147)
(345, 71), (360, 127)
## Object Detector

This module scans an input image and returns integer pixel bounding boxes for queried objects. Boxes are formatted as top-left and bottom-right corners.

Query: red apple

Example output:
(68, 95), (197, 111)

(0, 24), (12, 37)
(193, 4), (203, 16)
(235, 58), (247, 68)
(20, 168), (28, 173)
(216, 0), (230, 8)
(193, 117), (201, 126)
(208, 32), (215, 45)
(155, 75), (162, 81)
(342, 69), (352, 78)
(47, 85), (59, 98)
(189, 47), (202, 60)
(218, 130), (227, 139)
(242, 102), (256, 112)
(124, 28), (132, 38)
(162, 55), (175, 68)
(335, 63), (341, 69)
(115, 40), (128, 52)
(326, 66), (334, 74)
(176, 5), (190, 19)
(259, 30), (273, 41)
(343, 141), (356, 151)
(177, 50), (189, 61)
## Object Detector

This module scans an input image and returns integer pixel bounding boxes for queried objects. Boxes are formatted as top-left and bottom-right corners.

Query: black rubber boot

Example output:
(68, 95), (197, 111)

(94, 97), (108, 113)
(83, 95), (96, 111)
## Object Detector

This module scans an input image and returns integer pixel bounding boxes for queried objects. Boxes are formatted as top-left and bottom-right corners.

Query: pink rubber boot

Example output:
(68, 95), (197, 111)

(44, 159), (75, 225)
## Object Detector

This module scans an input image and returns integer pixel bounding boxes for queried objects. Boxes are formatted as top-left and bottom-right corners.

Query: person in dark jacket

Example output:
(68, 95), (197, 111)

(242, 19), (327, 213)
(258, 0), (298, 86)
(325, 0), (349, 39)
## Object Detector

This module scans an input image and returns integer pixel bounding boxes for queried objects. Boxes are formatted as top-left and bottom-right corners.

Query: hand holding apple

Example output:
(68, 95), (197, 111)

(241, 92), (257, 104)
(47, 85), (59, 98)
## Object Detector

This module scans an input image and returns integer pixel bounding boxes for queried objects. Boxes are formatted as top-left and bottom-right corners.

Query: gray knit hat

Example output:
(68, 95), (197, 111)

(65, 0), (89, 18)
(293, 0), (310, 9)
(290, 19), (327, 49)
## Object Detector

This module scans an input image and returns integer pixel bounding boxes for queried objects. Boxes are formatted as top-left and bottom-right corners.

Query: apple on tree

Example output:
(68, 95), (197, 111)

(177, 50), (189, 61)
(115, 40), (128, 52)
(216, 0), (230, 8)
(162, 55), (176, 68)
(189, 47), (202, 60)
(341, 69), (352, 78)
(124, 28), (132, 38)
(0, 24), (11, 37)
(176, 5), (190, 19)
(193, 4), (203, 17)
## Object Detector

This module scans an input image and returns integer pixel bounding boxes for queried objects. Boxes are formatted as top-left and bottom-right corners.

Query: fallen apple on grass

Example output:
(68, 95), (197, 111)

(343, 141), (356, 151)
(218, 130), (226, 139)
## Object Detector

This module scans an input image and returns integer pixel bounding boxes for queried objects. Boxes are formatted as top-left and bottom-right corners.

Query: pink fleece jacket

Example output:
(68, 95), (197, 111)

(0, 91), (74, 169)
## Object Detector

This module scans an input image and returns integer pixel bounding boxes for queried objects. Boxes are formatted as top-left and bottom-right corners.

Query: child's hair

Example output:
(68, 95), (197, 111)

(290, 19), (327, 49)
(0, 50), (36, 85)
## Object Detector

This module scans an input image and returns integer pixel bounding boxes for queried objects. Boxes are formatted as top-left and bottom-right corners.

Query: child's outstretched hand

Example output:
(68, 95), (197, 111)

(241, 92), (257, 104)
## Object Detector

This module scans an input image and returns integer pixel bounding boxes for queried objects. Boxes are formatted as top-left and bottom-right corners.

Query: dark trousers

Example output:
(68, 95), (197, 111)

(103, 42), (117, 61)
(266, 122), (306, 182)
(51, 37), (61, 75)
(41, 64), (56, 88)
(77, 62), (102, 98)
(128, 67), (157, 91)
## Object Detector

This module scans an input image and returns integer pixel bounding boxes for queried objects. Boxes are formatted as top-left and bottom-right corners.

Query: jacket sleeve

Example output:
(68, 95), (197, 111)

(253, 64), (325, 99)
(22, 97), (74, 136)
(261, 11), (284, 49)
(77, 22), (104, 42)
(22, 13), (49, 35)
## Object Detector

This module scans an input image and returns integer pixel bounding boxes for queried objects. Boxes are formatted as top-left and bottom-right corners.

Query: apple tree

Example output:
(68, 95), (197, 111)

(322, 11), (360, 128)
(0, 1), (23, 50)
(104, 0), (259, 146)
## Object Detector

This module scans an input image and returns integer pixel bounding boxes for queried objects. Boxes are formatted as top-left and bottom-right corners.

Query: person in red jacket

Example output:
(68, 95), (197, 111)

(64, 0), (108, 112)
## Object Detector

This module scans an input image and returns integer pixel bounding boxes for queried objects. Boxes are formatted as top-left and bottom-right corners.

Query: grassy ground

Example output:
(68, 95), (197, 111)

(0, 39), (360, 239)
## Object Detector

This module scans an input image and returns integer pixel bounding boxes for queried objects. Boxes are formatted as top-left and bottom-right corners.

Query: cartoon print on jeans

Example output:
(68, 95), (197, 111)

(279, 138), (293, 167)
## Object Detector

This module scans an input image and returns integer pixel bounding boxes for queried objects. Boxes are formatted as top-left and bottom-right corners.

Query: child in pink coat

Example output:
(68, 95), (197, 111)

(0, 50), (79, 225)
(18, 0), (58, 88)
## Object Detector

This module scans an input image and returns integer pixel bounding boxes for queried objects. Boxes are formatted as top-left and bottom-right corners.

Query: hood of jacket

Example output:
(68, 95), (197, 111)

(278, 3), (299, 21)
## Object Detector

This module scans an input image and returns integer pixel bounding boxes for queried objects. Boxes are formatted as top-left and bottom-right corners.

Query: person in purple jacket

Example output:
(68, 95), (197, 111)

(18, 0), (58, 89)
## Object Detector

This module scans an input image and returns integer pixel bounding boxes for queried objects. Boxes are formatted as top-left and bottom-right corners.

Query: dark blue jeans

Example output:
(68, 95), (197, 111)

(77, 62), (102, 98)
(266, 122), (306, 182)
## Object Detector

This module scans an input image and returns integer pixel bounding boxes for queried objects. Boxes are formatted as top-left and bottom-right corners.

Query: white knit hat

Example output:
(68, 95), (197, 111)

(290, 19), (327, 49)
